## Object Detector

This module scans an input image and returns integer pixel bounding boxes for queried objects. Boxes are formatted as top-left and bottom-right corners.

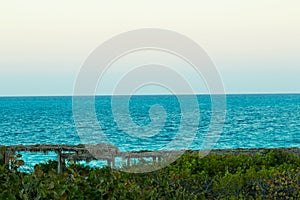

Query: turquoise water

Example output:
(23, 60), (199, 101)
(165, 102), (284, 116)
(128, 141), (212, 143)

(0, 94), (299, 169)
(1, 94), (299, 149)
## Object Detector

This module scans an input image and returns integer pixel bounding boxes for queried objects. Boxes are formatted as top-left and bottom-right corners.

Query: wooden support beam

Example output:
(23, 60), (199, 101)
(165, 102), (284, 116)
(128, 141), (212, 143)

(0, 147), (5, 165)
(4, 151), (9, 165)
(57, 150), (63, 174)
(152, 156), (156, 162)
(112, 156), (115, 168)
(127, 157), (130, 167)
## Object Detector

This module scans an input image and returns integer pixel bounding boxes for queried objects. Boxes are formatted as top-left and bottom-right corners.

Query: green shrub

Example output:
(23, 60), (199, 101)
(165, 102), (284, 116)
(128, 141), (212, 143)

(0, 149), (299, 199)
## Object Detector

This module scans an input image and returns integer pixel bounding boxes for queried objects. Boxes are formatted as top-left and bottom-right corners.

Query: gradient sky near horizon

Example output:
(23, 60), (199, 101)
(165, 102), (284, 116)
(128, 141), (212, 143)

(0, 0), (299, 96)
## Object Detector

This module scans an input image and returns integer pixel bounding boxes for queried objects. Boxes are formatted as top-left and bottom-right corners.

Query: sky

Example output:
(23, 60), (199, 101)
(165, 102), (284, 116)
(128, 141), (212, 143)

(0, 0), (299, 96)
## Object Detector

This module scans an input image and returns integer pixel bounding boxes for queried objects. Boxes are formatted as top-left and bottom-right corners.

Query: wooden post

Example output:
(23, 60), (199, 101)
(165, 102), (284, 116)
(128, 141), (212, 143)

(74, 151), (78, 164)
(4, 152), (7, 165)
(0, 147), (5, 165)
(112, 156), (115, 168)
(152, 156), (156, 162)
(57, 150), (63, 174)
(127, 157), (130, 167)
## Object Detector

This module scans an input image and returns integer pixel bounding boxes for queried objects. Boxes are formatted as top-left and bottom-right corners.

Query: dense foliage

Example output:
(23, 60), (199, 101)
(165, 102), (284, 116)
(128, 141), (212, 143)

(0, 149), (300, 199)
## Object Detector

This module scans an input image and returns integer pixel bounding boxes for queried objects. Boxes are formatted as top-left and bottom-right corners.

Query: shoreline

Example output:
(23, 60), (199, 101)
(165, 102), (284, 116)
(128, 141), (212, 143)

(2, 144), (299, 173)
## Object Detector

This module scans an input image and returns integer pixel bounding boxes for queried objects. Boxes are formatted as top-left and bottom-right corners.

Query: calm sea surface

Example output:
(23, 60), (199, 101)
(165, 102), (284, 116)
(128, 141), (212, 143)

(0, 94), (299, 169)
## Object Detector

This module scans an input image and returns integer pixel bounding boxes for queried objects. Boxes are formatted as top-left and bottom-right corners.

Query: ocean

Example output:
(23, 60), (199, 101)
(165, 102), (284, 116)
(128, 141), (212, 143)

(0, 94), (299, 169)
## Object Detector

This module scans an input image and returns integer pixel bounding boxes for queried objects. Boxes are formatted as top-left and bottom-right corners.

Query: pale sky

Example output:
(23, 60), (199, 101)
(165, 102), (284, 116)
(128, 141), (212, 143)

(0, 0), (299, 96)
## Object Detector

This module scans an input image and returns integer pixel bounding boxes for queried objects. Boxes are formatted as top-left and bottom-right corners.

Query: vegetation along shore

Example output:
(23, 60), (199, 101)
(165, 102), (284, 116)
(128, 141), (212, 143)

(0, 145), (300, 199)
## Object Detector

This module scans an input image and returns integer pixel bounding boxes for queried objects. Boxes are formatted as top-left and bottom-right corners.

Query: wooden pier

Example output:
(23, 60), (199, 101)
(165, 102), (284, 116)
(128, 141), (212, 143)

(0, 144), (181, 173)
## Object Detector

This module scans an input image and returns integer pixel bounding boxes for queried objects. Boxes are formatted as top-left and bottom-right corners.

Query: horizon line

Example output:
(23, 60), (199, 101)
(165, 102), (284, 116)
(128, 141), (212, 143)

(1, 92), (300, 98)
